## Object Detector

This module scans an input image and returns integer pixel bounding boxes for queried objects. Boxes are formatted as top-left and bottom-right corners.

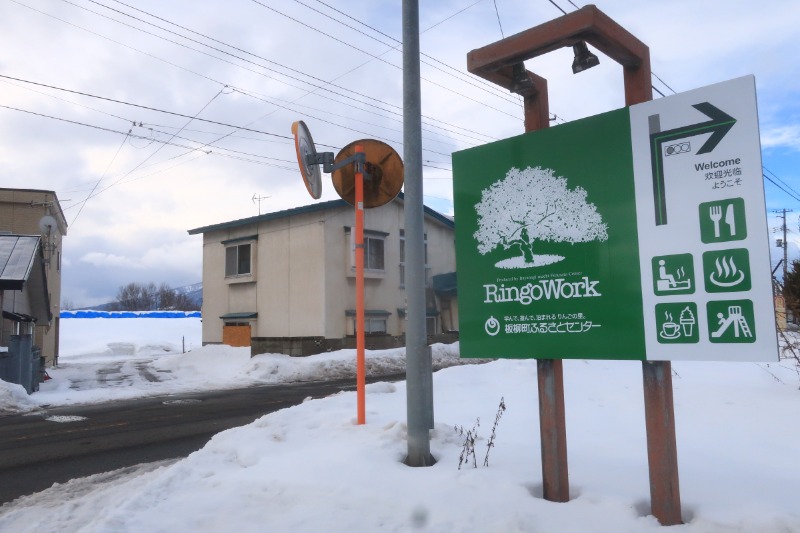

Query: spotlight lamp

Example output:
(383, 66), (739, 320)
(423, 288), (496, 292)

(510, 62), (535, 93)
(571, 41), (600, 74)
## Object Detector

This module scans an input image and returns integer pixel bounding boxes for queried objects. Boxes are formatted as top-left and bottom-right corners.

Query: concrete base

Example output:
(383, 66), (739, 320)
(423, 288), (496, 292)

(250, 332), (459, 357)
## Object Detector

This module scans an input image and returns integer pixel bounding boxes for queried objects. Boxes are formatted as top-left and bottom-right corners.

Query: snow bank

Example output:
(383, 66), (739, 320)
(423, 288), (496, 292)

(0, 380), (37, 415)
(2, 359), (798, 532)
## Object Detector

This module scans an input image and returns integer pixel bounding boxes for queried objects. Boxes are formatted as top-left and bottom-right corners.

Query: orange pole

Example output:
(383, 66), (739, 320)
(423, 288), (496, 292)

(355, 144), (366, 425)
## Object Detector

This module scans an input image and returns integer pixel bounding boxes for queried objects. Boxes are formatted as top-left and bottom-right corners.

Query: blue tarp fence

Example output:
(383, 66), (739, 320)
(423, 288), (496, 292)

(61, 310), (201, 319)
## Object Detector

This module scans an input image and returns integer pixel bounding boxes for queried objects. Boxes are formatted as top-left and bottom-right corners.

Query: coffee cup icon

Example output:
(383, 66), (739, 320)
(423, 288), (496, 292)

(660, 321), (680, 339)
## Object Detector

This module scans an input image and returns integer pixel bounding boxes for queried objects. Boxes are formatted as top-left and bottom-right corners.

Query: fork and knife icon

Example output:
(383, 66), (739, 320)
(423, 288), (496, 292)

(709, 204), (736, 238)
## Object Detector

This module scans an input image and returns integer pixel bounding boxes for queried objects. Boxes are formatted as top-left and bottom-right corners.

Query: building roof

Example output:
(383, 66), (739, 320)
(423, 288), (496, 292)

(220, 312), (258, 320)
(432, 271), (457, 296)
(187, 192), (454, 235)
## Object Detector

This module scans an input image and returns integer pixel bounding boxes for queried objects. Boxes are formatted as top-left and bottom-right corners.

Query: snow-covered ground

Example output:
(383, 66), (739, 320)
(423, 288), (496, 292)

(1, 316), (474, 412)
(1, 317), (799, 532)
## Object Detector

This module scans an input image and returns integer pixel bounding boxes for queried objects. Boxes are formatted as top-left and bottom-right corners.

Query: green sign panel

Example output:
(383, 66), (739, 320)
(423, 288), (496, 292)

(453, 76), (776, 362)
(453, 109), (646, 359)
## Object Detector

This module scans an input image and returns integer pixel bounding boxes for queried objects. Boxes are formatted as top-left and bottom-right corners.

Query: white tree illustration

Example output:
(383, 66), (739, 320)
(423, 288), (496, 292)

(474, 166), (608, 269)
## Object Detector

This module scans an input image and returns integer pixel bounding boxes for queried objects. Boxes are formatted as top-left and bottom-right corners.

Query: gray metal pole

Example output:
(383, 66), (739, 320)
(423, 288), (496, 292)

(403, 0), (434, 467)
(782, 209), (789, 283)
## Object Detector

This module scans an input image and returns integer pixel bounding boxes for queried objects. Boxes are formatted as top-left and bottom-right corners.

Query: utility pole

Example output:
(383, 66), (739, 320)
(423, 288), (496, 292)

(403, 0), (434, 467)
(772, 208), (793, 286)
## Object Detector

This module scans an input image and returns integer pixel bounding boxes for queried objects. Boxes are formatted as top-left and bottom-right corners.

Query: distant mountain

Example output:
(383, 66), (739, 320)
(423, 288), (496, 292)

(174, 282), (203, 308)
(175, 282), (202, 295)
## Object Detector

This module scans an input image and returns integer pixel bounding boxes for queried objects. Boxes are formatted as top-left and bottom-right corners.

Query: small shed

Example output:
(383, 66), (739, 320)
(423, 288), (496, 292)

(0, 235), (50, 392)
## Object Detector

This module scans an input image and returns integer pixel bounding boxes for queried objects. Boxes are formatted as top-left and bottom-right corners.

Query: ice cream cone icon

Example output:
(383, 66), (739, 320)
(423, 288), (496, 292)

(679, 306), (695, 337)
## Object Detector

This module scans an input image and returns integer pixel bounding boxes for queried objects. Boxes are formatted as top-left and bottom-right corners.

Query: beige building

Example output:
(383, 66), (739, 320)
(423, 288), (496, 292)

(0, 188), (67, 366)
(188, 195), (457, 355)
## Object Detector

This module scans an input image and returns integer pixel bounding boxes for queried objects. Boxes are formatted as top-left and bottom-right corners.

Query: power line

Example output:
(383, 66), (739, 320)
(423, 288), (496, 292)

(10, 0), (222, 85)
(2, 72), (473, 164)
(764, 174), (800, 203)
(422, 0), (485, 33)
(421, 162), (452, 172)
(54, 151), (204, 200)
(57, 148), (208, 198)
(228, 87), (452, 158)
(21, 0), (495, 146)
(652, 72), (677, 95)
(143, 126), (293, 166)
(247, 0), (521, 120)
(2, 71), (291, 191)
(106, 0), (502, 142)
(492, 0), (505, 38)
(293, 0), (520, 107)
(0, 76), (131, 123)
(70, 127), (132, 226)
(545, 2), (799, 211)
(79, 0), (410, 115)
(94, 87), (228, 201)
(543, 0), (676, 101)
(0, 102), (451, 189)
(764, 166), (800, 200)
(0, 104), (307, 170)
(62, 0), (403, 118)
(0, 74), (301, 142)
(104, 0), (512, 137)
(547, 0), (568, 15)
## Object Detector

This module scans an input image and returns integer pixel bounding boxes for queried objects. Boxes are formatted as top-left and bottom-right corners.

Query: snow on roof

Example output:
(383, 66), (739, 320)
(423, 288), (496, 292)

(187, 193), (454, 235)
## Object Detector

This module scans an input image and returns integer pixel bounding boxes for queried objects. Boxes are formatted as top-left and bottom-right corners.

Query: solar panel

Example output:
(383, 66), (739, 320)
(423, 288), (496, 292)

(0, 236), (39, 285)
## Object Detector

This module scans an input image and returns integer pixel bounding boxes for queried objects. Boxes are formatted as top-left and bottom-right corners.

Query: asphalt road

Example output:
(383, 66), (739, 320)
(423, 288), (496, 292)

(0, 376), (403, 505)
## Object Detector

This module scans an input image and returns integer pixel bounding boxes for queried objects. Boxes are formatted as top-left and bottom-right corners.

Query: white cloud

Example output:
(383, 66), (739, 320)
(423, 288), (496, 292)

(3, 0), (799, 303)
(80, 252), (137, 269)
(761, 125), (800, 151)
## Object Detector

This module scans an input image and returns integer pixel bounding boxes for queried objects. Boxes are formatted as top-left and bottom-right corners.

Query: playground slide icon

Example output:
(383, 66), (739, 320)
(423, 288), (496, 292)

(707, 300), (756, 343)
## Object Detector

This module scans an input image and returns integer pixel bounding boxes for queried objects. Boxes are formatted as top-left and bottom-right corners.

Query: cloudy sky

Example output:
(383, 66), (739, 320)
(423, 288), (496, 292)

(1, 0), (799, 306)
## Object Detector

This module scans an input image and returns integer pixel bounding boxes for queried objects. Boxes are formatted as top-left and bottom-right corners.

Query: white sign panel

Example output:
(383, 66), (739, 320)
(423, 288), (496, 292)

(630, 76), (776, 361)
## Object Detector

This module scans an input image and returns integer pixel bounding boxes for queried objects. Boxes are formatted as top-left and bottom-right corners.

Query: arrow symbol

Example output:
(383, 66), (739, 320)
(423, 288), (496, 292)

(649, 102), (737, 226)
(689, 102), (737, 154)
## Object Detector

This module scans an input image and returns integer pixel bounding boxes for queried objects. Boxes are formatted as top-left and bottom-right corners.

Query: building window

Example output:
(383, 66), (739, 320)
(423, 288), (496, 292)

(347, 228), (387, 275)
(366, 318), (387, 334)
(225, 243), (251, 277)
(426, 315), (438, 335)
(399, 229), (428, 288)
(346, 310), (390, 335)
(349, 317), (387, 335)
(365, 236), (384, 271)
